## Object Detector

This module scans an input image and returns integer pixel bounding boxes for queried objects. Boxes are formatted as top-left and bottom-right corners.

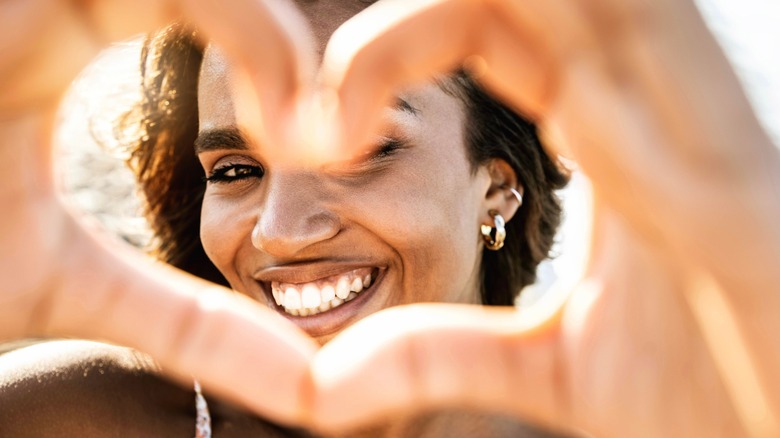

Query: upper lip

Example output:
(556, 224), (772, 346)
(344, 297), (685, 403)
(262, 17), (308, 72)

(253, 260), (383, 285)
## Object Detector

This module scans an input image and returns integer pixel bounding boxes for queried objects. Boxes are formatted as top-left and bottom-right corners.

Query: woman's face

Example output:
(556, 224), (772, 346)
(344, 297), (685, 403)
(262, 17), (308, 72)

(196, 0), (499, 343)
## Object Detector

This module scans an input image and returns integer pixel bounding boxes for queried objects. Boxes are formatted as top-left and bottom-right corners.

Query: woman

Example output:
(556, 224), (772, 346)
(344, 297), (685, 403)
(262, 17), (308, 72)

(2, 1), (569, 436)
(2, 0), (779, 436)
(128, 23), (568, 338)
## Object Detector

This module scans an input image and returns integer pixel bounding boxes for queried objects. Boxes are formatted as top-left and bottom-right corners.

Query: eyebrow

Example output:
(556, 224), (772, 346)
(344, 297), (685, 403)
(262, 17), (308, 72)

(395, 97), (419, 116)
(194, 127), (248, 154)
(194, 98), (419, 153)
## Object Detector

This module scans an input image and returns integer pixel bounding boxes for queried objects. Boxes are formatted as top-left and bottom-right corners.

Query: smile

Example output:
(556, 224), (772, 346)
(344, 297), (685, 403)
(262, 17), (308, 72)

(270, 267), (377, 317)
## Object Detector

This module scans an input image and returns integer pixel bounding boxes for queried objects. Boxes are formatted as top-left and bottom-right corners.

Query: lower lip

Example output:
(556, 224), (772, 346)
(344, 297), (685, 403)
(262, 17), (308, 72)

(270, 269), (385, 338)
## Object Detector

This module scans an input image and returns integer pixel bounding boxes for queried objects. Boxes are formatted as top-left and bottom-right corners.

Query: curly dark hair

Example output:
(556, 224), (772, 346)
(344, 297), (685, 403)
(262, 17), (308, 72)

(122, 23), (569, 306)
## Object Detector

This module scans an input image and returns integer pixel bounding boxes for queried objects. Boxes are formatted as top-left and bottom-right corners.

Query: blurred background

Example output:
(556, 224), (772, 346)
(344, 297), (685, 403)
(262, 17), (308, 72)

(53, 0), (780, 304)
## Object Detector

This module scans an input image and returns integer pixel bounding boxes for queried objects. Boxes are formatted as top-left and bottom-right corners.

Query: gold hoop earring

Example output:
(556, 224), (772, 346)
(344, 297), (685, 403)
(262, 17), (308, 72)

(481, 210), (506, 250)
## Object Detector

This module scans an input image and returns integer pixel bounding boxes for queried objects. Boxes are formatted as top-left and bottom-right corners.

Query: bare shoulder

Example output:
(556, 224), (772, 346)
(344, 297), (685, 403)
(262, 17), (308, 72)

(0, 340), (195, 437)
(0, 340), (312, 437)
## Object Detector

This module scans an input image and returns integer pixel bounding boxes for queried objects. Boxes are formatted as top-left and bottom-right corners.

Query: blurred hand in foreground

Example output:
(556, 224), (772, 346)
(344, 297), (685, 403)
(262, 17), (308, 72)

(1, 0), (779, 436)
(309, 0), (780, 436)
(0, 0), (321, 424)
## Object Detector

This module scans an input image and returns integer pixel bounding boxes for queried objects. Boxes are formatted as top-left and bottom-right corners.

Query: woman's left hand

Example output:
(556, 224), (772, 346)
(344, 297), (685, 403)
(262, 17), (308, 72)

(3, 0), (779, 435)
(301, 0), (780, 436)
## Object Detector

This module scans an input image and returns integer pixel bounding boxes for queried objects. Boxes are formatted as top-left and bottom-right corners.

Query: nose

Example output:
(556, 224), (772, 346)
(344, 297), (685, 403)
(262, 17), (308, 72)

(251, 171), (340, 257)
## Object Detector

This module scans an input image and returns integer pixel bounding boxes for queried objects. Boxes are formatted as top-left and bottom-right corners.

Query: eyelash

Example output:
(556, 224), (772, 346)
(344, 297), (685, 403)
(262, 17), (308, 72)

(370, 138), (404, 161)
(204, 163), (265, 184)
(203, 138), (404, 184)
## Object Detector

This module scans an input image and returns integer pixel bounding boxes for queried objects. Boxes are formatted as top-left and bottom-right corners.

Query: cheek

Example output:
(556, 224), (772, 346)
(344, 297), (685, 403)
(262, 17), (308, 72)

(409, 187), (482, 302)
(199, 195), (255, 281)
(350, 153), (484, 303)
(398, 185), (482, 302)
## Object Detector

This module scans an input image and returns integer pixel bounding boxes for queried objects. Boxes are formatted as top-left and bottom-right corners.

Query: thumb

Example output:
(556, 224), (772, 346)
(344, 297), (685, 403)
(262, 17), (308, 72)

(37, 215), (319, 425)
(309, 301), (567, 432)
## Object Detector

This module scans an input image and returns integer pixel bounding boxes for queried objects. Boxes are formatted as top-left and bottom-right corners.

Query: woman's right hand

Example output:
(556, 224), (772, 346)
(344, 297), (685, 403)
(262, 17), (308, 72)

(4, 0), (780, 435)
(0, 0), (320, 425)
(0, 0), (315, 120)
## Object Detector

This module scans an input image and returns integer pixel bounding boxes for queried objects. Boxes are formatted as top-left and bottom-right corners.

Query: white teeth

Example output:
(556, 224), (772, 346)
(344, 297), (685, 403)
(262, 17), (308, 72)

(301, 285), (321, 309)
(336, 277), (351, 299)
(271, 268), (377, 317)
(284, 287), (301, 310)
(321, 285), (336, 302)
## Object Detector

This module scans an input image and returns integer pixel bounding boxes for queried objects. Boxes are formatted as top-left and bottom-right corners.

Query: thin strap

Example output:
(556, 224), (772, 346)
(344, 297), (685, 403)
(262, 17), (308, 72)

(194, 380), (212, 438)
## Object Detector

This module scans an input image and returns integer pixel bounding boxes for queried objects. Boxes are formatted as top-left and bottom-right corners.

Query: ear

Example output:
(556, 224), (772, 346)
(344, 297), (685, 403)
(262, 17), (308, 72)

(481, 159), (523, 225)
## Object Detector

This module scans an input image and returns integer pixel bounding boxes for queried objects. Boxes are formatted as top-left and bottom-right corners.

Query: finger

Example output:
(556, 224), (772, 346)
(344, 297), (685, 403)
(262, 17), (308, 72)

(317, 0), (581, 161)
(181, 0), (317, 156)
(469, 0), (590, 128)
(308, 300), (568, 432)
(3, 0), (313, 153)
(35, 215), (318, 425)
(94, 0), (316, 158)
(2, 0), (318, 423)
(0, 0), (188, 113)
(0, 0), (105, 113)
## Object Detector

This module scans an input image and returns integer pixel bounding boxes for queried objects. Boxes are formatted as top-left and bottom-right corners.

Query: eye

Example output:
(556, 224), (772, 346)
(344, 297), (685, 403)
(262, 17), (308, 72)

(362, 137), (406, 167)
(372, 138), (403, 160)
(205, 163), (264, 184)
(327, 136), (407, 179)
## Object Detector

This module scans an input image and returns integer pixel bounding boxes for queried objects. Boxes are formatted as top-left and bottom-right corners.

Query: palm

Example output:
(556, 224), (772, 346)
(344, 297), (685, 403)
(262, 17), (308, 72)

(312, 1), (780, 434)
(558, 231), (739, 436)
(0, 0), (321, 424)
(542, 10), (780, 433)
(2, 0), (778, 435)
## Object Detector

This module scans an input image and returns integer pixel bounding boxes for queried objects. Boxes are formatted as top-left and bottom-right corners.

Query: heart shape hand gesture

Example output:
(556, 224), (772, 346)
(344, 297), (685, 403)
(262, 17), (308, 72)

(1, 0), (779, 436)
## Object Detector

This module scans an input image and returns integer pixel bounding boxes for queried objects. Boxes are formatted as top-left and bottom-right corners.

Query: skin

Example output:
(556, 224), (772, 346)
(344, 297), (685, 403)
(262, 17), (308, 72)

(0, 0), (779, 436)
(0, 0), (322, 425)
(308, 0), (780, 435)
(2, 2), (528, 436)
(0, 340), (318, 437)
(198, 45), (519, 343)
